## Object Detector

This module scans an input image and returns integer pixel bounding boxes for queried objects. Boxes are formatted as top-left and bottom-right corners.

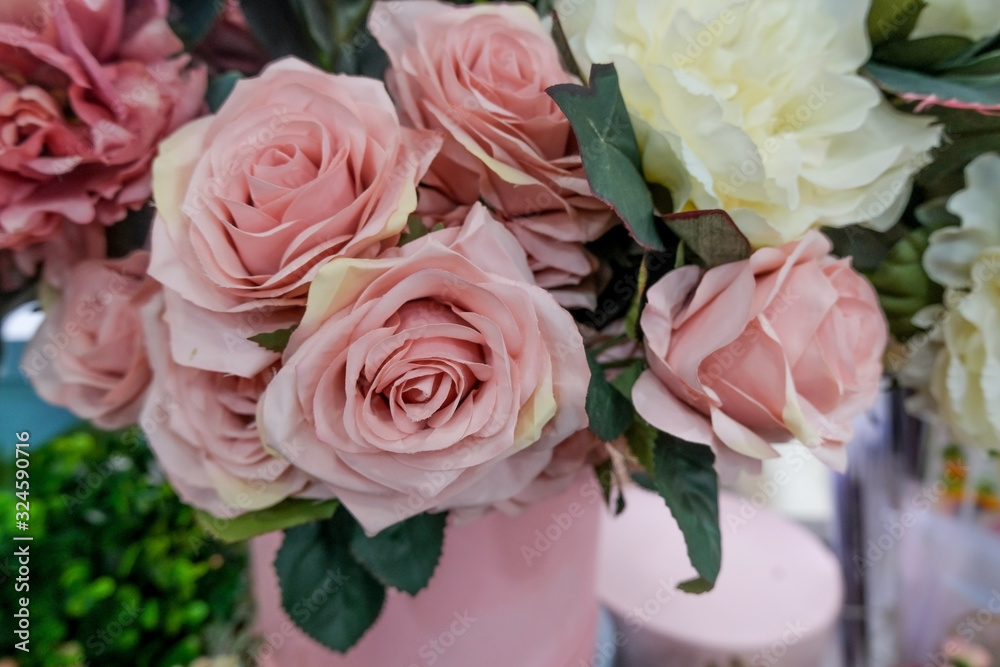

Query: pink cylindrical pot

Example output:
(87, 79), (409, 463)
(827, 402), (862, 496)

(250, 471), (603, 667)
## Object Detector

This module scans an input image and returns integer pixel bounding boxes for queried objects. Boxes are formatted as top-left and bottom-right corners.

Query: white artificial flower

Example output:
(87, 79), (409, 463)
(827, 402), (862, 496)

(923, 153), (1000, 289)
(930, 249), (1000, 451)
(910, 0), (1000, 42)
(556, 0), (942, 246)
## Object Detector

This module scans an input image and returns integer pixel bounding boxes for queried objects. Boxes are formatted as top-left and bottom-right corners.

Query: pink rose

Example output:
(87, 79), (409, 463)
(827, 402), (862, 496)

(0, 0), (206, 251)
(21, 250), (156, 429)
(258, 205), (590, 534)
(633, 231), (887, 472)
(149, 57), (441, 377)
(370, 0), (613, 309)
(140, 293), (325, 517)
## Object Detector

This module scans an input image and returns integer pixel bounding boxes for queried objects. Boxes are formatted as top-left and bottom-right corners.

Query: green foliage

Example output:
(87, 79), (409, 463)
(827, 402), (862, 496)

(548, 64), (664, 251)
(276, 509), (386, 653)
(239, 0), (387, 75)
(0, 427), (249, 666)
(584, 350), (634, 442)
(348, 512), (447, 596)
(275, 506), (448, 651)
(651, 433), (722, 592)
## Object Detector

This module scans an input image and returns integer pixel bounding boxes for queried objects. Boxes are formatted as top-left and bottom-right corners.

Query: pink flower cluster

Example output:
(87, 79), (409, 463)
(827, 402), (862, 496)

(0, 0), (206, 257)
(21, 0), (888, 534)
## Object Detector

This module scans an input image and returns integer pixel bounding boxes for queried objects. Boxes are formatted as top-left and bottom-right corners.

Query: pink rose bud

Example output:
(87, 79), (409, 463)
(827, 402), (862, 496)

(633, 230), (887, 474)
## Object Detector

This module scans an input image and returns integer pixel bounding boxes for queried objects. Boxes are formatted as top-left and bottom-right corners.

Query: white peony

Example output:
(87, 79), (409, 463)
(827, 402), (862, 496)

(923, 153), (1000, 289)
(930, 249), (1000, 451)
(910, 0), (1000, 42)
(556, 0), (942, 246)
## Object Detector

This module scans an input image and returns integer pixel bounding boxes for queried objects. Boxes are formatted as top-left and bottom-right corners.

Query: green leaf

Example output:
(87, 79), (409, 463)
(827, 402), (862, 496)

(239, 0), (317, 63)
(864, 62), (1000, 109)
(822, 225), (902, 274)
(548, 64), (663, 251)
(276, 510), (386, 653)
(874, 35), (972, 71)
(206, 71), (242, 113)
(919, 133), (1000, 184)
(290, 0), (376, 72)
(867, 0), (923, 46)
(624, 415), (657, 473)
(624, 259), (648, 339)
(249, 325), (298, 353)
(399, 215), (430, 246)
(195, 499), (339, 543)
(609, 358), (644, 398)
(585, 350), (634, 442)
(169, 0), (225, 46)
(349, 513), (447, 596)
(652, 432), (721, 591)
(677, 577), (715, 594)
(662, 209), (751, 269)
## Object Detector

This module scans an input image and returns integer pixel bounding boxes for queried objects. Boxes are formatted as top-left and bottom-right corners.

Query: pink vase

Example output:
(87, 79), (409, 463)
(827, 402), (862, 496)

(250, 471), (603, 667)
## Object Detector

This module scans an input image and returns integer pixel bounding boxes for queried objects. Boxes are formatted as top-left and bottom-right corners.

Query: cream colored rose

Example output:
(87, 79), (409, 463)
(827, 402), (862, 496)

(557, 0), (941, 246)
(930, 249), (1000, 451)
(911, 0), (1000, 41)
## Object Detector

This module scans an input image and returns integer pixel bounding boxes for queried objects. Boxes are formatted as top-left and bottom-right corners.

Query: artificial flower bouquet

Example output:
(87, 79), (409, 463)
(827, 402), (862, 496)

(2, 0), (999, 657)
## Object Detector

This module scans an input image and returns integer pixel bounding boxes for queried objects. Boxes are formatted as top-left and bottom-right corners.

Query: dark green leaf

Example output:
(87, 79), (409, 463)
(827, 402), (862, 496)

(874, 35), (972, 71)
(170, 0), (225, 46)
(631, 470), (656, 492)
(585, 350), (634, 442)
(624, 415), (657, 473)
(548, 64), (663, 250)
(239, 0), (317, 62)
(276, 510), (386, 652)
(822, 225), (902, 273)
(195, 499), (339, 543)
(206, 71), (243, 113)
(290, 0), (376, 72)
(662, 209), (751, 269)
(919, 133), (1000, 184)
(652, 432), (721, 591)
(349, 513), (446, 595)
(249, 325), (298, 353)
